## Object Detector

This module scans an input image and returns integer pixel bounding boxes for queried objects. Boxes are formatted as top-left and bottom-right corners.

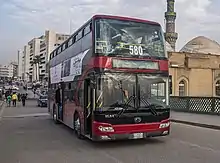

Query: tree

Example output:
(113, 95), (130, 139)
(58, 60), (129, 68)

(30, 55), (41, 81)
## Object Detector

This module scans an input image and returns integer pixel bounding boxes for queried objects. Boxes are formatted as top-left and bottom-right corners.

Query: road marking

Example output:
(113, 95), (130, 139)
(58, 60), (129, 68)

(0, 104), (6, 121)
(173, 139), (220, 154)
(172, 122), (220, 132)
(99, 151), (124, 163)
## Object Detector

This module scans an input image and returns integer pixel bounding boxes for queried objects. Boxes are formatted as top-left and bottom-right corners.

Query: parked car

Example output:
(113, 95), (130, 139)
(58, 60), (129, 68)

(37, 95), (48, 107)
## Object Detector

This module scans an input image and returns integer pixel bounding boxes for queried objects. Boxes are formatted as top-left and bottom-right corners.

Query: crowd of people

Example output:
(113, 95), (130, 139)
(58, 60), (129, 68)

(5, 90), (27, 107)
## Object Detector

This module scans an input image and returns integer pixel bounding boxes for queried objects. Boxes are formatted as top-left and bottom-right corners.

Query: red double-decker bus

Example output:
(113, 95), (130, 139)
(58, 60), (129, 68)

(48, 15), (170, 141)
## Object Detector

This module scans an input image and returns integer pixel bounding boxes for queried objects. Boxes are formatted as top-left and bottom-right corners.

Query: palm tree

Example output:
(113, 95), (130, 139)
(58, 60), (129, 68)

(30, 55), (41, 81)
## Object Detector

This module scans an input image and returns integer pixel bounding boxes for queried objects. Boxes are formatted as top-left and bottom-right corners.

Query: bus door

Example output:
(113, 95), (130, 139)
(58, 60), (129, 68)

(84, 79), (94, 135)
(58, 82), (65, 121)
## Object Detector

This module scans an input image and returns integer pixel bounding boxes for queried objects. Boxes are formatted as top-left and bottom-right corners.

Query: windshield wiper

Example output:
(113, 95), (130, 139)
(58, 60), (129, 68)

(139, 97), (158, 116)
(117, 95), (137, 117)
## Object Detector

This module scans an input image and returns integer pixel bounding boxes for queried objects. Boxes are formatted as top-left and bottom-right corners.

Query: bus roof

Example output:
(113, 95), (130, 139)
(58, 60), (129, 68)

(92, 14), (160, 25)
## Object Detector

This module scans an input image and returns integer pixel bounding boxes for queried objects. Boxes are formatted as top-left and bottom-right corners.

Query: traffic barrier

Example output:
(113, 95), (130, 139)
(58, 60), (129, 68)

(170, 96), (220, 115)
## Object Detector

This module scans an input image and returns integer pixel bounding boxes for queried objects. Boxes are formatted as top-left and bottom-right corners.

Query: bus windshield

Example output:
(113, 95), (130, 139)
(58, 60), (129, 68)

(96, 73), (168, 111)
(95, 18), (165, 57)
(138, 75), (168, 107)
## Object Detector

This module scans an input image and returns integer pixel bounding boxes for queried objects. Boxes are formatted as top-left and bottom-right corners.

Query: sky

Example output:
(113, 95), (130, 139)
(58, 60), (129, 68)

(0, 0), (220, 64)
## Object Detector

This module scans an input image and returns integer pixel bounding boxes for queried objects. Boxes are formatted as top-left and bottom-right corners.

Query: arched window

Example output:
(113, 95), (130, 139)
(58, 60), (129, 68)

(215, 80), (220, 96)
(179, 80), (186, 96)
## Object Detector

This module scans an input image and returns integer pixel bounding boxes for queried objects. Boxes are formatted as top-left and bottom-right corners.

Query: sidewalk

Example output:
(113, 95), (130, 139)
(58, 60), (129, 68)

(1, 100), (48, 118)
(0, 101), (4, 109)
(171, 111), (220, 130)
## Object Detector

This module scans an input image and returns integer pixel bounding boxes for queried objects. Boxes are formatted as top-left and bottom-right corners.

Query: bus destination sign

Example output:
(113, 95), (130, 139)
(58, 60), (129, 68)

(112, 59), (159, 70)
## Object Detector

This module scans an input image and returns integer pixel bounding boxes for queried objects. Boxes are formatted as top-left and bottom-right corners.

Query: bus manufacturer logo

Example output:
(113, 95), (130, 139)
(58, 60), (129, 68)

(134, 117), (142, 123)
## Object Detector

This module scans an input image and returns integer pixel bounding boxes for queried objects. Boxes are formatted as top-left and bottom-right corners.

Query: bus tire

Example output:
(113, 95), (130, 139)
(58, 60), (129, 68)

(53, 104), (60, 124)
(74, 113), (83, 139)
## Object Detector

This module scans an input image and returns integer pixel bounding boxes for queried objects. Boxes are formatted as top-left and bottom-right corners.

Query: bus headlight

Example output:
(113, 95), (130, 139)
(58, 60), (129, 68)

(159, 122), (170, 128)
(98, 126), (114, 132)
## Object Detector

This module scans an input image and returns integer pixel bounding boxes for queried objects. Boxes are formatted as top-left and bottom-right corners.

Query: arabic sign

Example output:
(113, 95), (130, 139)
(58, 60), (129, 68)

(50, 64), (62, 84)
(50, 49), (90, 84)
(70, 49), (90, 77)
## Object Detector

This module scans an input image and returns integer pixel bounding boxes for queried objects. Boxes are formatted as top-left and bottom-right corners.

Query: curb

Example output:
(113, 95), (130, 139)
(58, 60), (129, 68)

(171, 119), (220, 131)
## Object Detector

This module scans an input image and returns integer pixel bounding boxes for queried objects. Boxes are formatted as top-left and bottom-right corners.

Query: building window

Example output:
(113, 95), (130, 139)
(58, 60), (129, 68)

(215, 81), (220, 96)
(179, 80), (187, 96)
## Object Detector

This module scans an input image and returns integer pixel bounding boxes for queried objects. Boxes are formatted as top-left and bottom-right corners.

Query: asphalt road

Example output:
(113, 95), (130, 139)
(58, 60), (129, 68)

(0, 101), (220, 163)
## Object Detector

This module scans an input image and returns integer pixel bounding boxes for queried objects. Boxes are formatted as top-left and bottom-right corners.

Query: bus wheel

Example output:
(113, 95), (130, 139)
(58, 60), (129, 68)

(74, 113), (83, 139)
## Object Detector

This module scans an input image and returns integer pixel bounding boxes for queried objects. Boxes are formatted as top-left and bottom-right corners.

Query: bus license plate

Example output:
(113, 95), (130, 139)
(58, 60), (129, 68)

(133, 133), (143, 139)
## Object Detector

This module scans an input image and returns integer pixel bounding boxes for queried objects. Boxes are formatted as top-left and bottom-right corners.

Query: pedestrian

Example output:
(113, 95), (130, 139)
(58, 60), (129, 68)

(55, 84), (62, 119)
(5, 91), (9, 101)
(21, 94), (26, 106)
(11, 92), (18, 107)
(7, 94), (12, 107)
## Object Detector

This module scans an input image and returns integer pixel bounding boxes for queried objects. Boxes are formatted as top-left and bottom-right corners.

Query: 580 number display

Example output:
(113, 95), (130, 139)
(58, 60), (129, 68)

(129, 45), (143, 55)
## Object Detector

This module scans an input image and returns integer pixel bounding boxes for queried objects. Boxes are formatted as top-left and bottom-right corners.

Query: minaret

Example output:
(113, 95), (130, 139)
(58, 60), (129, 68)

(164, 0), (178, 51)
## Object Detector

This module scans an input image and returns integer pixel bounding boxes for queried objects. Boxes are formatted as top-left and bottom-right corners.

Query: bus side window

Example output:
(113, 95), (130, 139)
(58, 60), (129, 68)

(78, 81), (84, 106)
(76, 31), (82, 41)
(66, 83), (72, 102)
(71, 82), (77, 102)
(64, 83), (69, 102)
(84, 23), (91, 36)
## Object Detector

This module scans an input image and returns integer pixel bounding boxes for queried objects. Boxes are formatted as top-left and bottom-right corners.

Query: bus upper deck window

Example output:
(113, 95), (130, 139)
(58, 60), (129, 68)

(90, 23), (92, 31)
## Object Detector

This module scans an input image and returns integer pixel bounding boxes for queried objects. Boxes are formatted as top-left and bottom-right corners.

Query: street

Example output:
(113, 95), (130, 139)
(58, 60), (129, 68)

(0, 101), (220, 163)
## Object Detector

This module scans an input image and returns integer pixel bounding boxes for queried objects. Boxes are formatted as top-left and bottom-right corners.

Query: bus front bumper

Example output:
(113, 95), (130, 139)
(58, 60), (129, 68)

(92, 119), (170, 141)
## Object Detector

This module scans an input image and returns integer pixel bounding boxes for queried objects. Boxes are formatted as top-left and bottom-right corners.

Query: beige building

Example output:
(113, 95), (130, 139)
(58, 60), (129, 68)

(0, 62), (18, 79)
(169, 36), (220, 97)
(20, 30), (69, 82)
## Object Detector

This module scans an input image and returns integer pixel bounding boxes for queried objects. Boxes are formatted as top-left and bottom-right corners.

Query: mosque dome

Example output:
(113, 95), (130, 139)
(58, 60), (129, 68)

(180, 36), (220, 55)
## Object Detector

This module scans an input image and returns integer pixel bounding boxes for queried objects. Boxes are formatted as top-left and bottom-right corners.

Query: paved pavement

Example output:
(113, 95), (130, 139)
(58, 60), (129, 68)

(171, 111), (220, 130)
(1, 101), (220, 163)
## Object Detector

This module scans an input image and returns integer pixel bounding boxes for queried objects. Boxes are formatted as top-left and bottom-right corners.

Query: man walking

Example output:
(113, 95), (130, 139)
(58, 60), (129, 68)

(55, 84), (63, 120)
(21, 94), (27, 106)
(12, 92), (18, 107)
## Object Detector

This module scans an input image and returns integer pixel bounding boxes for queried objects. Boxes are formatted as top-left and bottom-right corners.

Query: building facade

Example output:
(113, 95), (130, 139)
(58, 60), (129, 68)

(167, 35), (220, 97)
(169, 52), (220, 97)
(21, 30), (69, 82)
(0, 65), (9, 79)
(17, 50), (23, 79)
(9, 62), (18, 78)
(0, 62), (18, 79)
